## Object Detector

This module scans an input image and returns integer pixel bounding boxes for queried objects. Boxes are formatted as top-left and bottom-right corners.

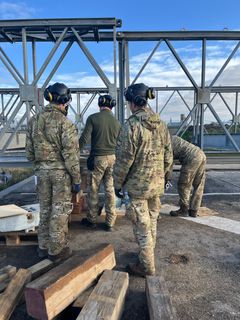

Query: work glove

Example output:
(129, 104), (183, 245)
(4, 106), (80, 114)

(72, 183), (81, 194)
(115, 188), (124, 199)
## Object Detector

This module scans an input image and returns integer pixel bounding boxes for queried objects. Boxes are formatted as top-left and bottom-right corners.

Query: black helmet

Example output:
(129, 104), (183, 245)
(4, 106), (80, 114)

(44, 82), (72, 104)
(98, 94), (116, 108)
(124, 83), (155, 107)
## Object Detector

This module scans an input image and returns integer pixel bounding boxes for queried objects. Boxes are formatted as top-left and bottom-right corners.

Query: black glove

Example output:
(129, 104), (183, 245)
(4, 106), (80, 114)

(72, 183), (81, 194)
(115, 188), (123, 198)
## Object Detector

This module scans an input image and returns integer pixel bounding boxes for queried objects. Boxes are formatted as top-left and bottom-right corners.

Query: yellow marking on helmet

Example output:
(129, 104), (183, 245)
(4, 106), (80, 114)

(49, 92), (53, 102)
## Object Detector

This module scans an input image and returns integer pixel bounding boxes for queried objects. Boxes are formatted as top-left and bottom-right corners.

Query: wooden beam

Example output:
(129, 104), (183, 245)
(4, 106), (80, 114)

(146, 276), (177, 320)
(77, 270), (129, 320)
(0, 260), (54, 294)
(28, 259), (54, 280)
(0, 268), (32, 320)
(25, 244), (116, 320)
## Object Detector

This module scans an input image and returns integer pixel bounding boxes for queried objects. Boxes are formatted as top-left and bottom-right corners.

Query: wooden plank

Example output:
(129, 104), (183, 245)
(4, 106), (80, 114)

(0, 268), (32, 320)
(5, 234), (20, 245)
(0, 260), (53, 294)
(146, 276), (177, 320)
(17, 259), (55, 306)
(25, 244), (116, 320)
(0, 265), (16, 283)
(0, 231), (38, 246)
(77, 270), (129, 320)
(28, 259), (54, 280)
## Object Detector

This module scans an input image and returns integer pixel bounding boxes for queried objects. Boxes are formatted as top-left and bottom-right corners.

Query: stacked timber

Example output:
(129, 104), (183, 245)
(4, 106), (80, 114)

(0, 259), (55, 320)
(25, 244), (116, 319)
(0, 245), (118, 319)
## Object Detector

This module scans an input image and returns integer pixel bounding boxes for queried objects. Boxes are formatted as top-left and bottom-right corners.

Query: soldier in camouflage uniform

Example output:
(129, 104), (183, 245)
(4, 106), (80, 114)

(114, 83), (173, 277)
(25, 83), (81, 262)
(79, 95), (121, 231)
(169, 135), (206, 217)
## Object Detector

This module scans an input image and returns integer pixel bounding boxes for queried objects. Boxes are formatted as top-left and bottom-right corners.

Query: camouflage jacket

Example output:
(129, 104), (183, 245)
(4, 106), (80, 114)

(172, 136), (206, 165)
(114, 108), (173, 198)
(25, 104), (81, 184)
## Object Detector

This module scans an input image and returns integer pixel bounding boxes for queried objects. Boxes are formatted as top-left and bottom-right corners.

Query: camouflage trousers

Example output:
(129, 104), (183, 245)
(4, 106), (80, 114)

(178, 154), (206, 211)
(87, 155), (116, 227)
(36, 169), (72, 255)
(126, 195), (161, 274)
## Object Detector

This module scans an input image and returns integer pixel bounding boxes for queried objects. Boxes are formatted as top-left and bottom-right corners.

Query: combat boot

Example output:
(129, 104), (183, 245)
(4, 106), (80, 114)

(189, 209), (198, 218)
(170, 206), (188, 217)
(80, 218), (97, 229)
(48, 247), (72, 263)
(126, 263), (155, 277)
(101, 223), (114, 232)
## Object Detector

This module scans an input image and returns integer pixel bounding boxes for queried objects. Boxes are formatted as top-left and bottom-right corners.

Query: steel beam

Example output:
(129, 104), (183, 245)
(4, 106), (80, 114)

(0, 18), (121, 29)
(165, 40), (199, 89)
(132, 39), (163, 85)
(2, 30), (240, 43)
(41, 41), (73, 91)
(32, 28), (68, 86)
(118, 40), (125, 123)
(72, 27), (111, 87)
(210, 41), (240, 88)
(207, 102), (240, 151)
(1, 20), (240, 155)
(0, 47), (24, 83)
(159, 91), (175, 114)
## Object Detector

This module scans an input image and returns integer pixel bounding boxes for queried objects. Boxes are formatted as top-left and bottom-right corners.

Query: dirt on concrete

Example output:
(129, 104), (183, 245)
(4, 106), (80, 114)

(0, 171), (240, 320)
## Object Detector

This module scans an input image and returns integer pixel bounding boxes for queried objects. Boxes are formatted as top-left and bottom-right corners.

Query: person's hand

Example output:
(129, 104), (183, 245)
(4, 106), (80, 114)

(115, 188), (123, 198)
(72, 183), (81, 194)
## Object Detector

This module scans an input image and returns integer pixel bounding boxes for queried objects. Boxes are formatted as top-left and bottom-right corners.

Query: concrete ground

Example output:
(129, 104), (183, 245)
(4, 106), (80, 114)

(0, 170), (240, 320)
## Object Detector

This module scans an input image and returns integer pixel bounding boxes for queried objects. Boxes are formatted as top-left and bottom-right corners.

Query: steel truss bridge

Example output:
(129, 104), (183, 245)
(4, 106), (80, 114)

(0, 18), (240, 167)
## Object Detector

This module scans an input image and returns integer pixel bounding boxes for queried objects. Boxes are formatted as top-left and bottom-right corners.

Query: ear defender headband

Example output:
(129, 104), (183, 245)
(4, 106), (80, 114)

(44, 84), (72, 105)
(44, 86), (53, 102)
(98, 95), (116, 108)
(124, 83), (155, 107)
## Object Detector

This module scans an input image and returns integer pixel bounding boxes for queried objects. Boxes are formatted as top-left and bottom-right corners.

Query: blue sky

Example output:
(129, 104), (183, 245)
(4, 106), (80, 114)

(0, 0), (240, 123)
(0, 0), (239, 31)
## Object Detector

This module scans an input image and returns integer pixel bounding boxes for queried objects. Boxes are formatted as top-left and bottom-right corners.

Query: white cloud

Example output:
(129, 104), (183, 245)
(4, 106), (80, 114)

(0, 2), (37, 19)
(53, 72), (108, 88)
